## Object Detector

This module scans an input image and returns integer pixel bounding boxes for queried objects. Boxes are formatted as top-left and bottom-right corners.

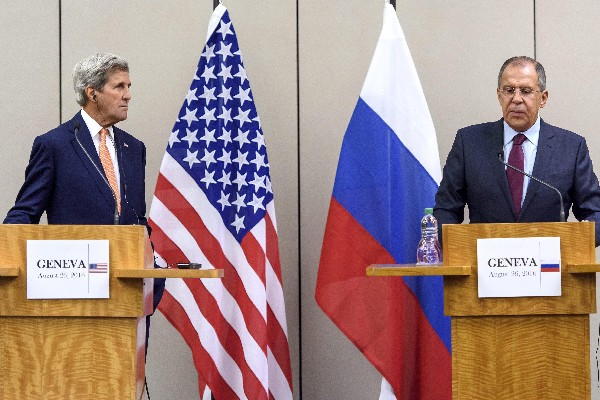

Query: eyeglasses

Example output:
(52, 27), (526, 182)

(499, 86), (542, 98)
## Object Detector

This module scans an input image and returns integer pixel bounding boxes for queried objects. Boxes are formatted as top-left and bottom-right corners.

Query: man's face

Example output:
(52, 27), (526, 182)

(497, 63), (548, 132)
(96, 69), (131, 126)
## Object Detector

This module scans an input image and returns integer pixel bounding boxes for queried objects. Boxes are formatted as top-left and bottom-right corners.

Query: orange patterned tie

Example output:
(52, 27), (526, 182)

(99, 128), (121, 214)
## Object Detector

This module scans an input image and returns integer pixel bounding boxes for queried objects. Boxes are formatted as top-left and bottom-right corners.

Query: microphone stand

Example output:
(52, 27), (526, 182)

(498, 153), (566, 222)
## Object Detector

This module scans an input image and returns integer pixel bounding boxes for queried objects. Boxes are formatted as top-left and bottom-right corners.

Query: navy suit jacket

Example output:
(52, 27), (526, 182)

(5, 111), (164, 306)
(434, 118), (600, 246)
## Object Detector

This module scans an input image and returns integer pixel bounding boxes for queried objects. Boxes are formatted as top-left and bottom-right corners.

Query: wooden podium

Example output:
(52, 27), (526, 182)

(0, 225), (222, 400)
(368, 221), (598, 399)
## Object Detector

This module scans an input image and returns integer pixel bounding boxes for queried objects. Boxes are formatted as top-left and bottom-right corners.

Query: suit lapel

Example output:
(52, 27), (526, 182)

(68, 113), (117, 212)
(485, 119), (515, 217)
(520, 119), (556, 218)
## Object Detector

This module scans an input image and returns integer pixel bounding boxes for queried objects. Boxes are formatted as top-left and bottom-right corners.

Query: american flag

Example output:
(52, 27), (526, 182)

(88, 262), (108, 273)
(149, 4), (293, 400)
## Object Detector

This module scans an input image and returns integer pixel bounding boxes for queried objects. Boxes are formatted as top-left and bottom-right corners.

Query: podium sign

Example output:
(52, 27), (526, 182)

(27, 239), (110, 299)
(477, 237), (561, 298)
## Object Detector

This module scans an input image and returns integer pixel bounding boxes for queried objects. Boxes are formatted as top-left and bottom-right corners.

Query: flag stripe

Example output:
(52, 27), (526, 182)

(158, 288), (239, 399)
(150, 202), (270, 387)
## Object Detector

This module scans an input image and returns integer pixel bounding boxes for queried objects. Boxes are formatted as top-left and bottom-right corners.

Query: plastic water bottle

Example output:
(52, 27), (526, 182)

(416, 208), (442, 265)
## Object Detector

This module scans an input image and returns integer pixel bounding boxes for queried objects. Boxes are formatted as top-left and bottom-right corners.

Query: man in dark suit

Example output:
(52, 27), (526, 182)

(4, 52), (165, 307)
(434, 56), (600, 246)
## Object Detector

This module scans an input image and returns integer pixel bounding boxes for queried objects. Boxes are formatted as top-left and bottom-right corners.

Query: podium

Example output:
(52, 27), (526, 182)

(0, 225), (222, 400)
(367, 221), (598, 399)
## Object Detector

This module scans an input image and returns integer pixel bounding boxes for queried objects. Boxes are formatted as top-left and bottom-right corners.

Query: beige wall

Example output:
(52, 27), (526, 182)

(3, 1), (600, 399)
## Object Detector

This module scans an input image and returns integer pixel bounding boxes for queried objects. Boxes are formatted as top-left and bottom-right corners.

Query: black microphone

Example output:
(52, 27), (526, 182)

(74, 121), (120, 225)
(498, 152), (566, 222)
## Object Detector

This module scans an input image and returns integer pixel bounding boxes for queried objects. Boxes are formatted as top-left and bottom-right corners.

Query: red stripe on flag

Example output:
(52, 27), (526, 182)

(267, 305), (293, 389)
(240, 231), (267, 286)
(265, 212), (283, 283)
(316, 198), (451, 400)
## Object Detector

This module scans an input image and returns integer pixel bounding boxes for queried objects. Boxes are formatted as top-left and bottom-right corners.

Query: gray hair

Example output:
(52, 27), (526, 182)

(497, 56), (546, 91)
(73, 53), (129, 106)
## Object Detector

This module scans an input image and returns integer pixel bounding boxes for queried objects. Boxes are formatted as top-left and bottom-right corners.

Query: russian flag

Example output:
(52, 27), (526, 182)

(315, 4), (451, 399)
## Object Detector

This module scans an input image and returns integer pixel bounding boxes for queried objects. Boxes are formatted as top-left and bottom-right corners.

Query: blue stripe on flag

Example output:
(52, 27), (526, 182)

(332, 98), (450, 352)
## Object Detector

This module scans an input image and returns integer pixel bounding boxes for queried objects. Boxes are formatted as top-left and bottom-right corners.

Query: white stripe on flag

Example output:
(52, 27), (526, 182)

(360, 3), (441, 184)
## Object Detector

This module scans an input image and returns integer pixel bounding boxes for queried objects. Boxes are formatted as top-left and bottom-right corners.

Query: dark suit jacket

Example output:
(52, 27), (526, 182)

(4, 111), (165, 306)
(434, 118), (600, 246)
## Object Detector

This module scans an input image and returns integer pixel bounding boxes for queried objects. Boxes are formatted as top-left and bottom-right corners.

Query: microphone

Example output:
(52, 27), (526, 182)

(497, 152), (566, 222)
(74, 121), (120, 225)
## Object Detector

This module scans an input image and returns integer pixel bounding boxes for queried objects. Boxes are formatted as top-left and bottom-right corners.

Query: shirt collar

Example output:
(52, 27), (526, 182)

(503, 116), (540, 147)
(80, 109), (114, 138)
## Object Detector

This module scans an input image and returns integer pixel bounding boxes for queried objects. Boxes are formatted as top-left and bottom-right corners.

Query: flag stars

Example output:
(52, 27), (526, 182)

(249, 173), (266, 192)
(233, 129), (251, 148)
(233, 172), (248, 191)
(217, 106), (233, 125)
(252, 131), (265, 150)
(199, 85), (217, 105)
(216, 191), (230, 211)
(201, 148), (217, 168)
(216, 42), (233, 62)
(201, 43), (216, 62)
(234, 107), (252, 128)
(234, 65), (248, 84)
(265, 176), (273, 193)
(248, 193), (266, 213)
(218, 85), (233, 105)
(200, 170), (216, 188)
(232, 193), (246, 212)
(217, 170), (232, 188)
(217, 149), (232, 167)
(180, 107), (199, 127)
(168, 129), (181, 148)
(201, 65), (217, 82)
(200, 127), (217, 147)
(199, 106), (217, 125)
(233, 151), (249, 169)
(218, 63), (233, 83)
(218, 128), (232, 146)
(185, 88), (198, 106)
(217, 20), (234, 39)
(234, 87), (252, 106)
(182, 128), (199, 148)
(250, 152), (267, 171)
(231, 213), (245, 233)
(183, 149), (201, 169)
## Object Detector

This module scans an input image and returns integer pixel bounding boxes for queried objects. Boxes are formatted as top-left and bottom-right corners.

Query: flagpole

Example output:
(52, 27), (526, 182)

(213, 0), (219, 9)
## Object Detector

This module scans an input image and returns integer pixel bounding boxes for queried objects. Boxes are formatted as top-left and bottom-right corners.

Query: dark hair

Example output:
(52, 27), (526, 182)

(497, 56), (546, 91)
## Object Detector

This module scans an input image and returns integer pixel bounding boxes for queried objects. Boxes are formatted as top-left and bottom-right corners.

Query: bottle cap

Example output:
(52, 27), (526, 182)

(424, 208), (433, 214)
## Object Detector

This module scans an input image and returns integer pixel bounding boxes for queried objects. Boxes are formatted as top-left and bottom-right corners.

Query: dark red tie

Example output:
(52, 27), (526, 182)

(507, 133), (526, 218)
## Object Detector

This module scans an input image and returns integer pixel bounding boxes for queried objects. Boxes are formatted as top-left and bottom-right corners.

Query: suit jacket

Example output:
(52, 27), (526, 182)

(434, 118), (600, 245)
(4, 111), (164, 306)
